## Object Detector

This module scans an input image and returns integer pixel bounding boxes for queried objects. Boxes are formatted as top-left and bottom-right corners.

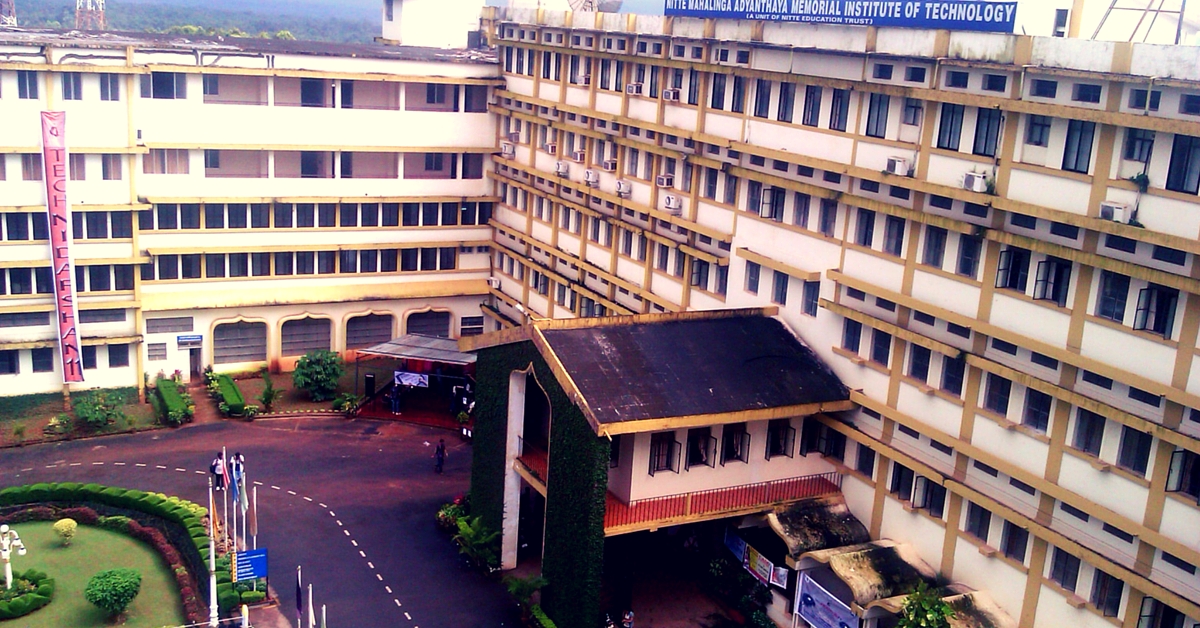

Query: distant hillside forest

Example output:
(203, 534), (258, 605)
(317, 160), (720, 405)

(15, 0), (377, 43)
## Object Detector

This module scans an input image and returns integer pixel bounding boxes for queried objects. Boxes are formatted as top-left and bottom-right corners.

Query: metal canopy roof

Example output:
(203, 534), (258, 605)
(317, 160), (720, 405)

(357, 334), (477, 366)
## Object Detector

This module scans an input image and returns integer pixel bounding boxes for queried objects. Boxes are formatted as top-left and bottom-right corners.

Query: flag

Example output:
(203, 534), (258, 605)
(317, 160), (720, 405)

(208, 486), (221, 540)
(296, 566), (302, 628)
(221, 449), (231, 491)
(238, 473), (250, 514)
(248, 488), (258, 538)
(229, 464), (241, 505)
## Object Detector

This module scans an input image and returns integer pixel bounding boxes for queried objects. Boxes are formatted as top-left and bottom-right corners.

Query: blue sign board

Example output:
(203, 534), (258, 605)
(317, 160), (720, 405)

(232, 548), (268, 582)
(663, 0), (1018, 33)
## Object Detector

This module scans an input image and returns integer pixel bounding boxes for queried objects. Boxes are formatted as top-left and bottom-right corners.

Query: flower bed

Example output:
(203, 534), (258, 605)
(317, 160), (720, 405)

(0, 483), (216, 623)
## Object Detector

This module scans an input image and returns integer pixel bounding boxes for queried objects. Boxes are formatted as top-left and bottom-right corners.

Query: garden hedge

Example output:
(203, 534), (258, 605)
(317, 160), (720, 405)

(216, 375), (246, 415)
(470, 342), (609, 628)
(155, 378), (191, 426)
(0, 569), (54, 620)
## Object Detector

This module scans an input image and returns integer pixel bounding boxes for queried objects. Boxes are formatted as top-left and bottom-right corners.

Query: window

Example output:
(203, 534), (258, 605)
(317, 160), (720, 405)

(1001, 521), (1029, 562)
(937, 103), (964, 150)
(1073, 409), (1106, 456)
(913, 477), (947, 518)
(919, 226), (947, 268)
(777, 82), (795, 122)
(842, 319), (862, 353)
(142, 72), (187, 99)
(802, 86), (822, 126)
(865, 93), (889, 138)
(870, 330), (891, 366)
(710, 74), (727, 110)
(1025, 115), (1051, 147)
(108, 344), (129, 368)
(1166, 134), (1200, 194)
(1134, 283), (1179, 337)
(973, 108), (1002, 157)
(17, 70), (38, 99)
(873, 64), (893, 80)
(766, 419), (796, 459)
(1117, 425), (1152, 476)
(686, 427), (716, 469)
(899, 98), (924, 127)
(1090, 571), (1124, 617)
(720, 423), (750, 465)
(68, 154), (86, 181)
(1062, 120), (1095, 173)
(983, 373), (1012, 416)
(1023, 389), (1052, 432)
(82, 346), (97, 370)
(818, 199), (837, 237)
(855, 209), (875, 247)
(882, 216), (904, 256)
(1128, 88), (1161, 111)
(1031, 79), (1058, 98)
(1033, 257), (1072, 307)
(1073, 83), (1102, 104)
(906, 345), (931, 383)
(31, 348), (53, 373)
(996, 247), (1031, 292)
(1096, 270), (1130, 322)
(743, 262), (761, 295)
(856, 444), (876, 477)
(1049, 548), (1080, 592)
(101, 154), (122, 180)
(62, 73), (83, 100)
(99, 74), (120, 101)
(647, 431), (680, 476)
(945, 71), (968, 88)
(829, 89), (849, 132)
(144, 149), (189, 175)
(964, 502), (991, 542)
(956, 235), (982, 278)
(890, 462), (915, 501)
(21, 154), (42, 181)
(802, 281), (819, 317)
(1124, 128), (1155, 163)
(771, 271), (789, 305)
(731, 76), (746, 113)
(753, 79), (771, 118)
(941, 356), (966, 396)
(904, 67), (926, 82)
(983, 74), (1007, 92)
(1166, 448), (1200, 500)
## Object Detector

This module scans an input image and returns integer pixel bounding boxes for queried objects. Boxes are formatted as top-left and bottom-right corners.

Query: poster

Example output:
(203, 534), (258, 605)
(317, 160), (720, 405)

(663, 0), (1018, 33)
(40, 112), (84, 383)
(796, 571), (859, 628)
(395, 371), (430, 387)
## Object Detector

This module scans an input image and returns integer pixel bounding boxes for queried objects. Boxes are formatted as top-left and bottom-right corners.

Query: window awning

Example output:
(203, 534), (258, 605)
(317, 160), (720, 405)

(355, 334), (476, 366)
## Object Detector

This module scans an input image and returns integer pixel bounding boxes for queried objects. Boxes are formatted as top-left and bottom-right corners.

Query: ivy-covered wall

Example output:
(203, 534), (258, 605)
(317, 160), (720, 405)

(469, 341), (610, 628)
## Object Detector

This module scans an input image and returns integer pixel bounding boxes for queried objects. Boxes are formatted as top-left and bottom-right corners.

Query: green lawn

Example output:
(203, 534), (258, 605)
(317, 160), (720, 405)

(8, 522), (185, 627)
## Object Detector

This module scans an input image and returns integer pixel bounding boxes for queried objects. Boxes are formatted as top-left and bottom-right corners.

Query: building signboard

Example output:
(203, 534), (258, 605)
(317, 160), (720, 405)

(39, 112), (84, 384)
(232, 548), (268, 582)
(796, 571), (859, 628)
(663, 0), (1018, 33)
(177, 335), (203, 349)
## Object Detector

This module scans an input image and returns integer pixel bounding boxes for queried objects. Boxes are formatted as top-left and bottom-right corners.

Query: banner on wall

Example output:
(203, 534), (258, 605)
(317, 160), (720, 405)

(40, 112), (84, 384)
(395, 371), (430, 387)
(663, 0), (1018, 33)
(796, 571), (860, 628)
(726, 529), (789, 589)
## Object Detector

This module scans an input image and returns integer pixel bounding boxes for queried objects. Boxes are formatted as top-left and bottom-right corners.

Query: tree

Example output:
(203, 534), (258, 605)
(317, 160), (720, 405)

(897, 581), (954, 628)
(84, 568), (142, 617)
(453, 516), (500, 570)
(503, 574), (548, 623)
(53, 518), (77, 546)
(292, 350), (344, 402)
(256, 367), (283, 412)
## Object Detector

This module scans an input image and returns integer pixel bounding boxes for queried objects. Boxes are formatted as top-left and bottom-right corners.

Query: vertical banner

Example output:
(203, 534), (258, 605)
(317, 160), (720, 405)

(796, 571), (860, 628)
(40, 112), (84, 383)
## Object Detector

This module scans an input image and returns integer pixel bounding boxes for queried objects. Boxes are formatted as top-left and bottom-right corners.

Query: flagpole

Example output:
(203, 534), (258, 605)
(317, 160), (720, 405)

(252, 486), (258, 550)
(296, 566), (302, 628)
(208, 479), (219, 628)
(321, 604), (326, 628)
(308, 583), (315, 628)
(222, 447), (229, 552)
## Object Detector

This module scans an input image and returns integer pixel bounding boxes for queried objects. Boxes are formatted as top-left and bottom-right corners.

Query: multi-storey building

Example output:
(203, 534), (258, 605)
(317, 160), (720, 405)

(0, 27), (499, 396)
(476, 5), (1200, 628)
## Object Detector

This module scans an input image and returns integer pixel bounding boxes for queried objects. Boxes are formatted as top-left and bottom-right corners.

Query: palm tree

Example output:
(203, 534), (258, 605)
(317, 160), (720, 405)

(453, 516), (500, 570)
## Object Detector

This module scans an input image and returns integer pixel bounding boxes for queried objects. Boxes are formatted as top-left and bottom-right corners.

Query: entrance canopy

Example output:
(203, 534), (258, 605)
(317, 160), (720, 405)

(357, 334), (477, 366)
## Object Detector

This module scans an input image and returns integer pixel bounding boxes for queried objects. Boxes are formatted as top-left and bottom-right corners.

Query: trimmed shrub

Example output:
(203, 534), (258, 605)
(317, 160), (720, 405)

(85, 568), (142, 617)
(26, 483), (52, 503)
(0, 569), (54, 620)
(53, 518), (77, 545)
(155, 378), (193, 426)
(217, 375), (245, 416)
(217, 583), (240, 612)
(531, 604), (558, 628)
(240, 590), (266, 605)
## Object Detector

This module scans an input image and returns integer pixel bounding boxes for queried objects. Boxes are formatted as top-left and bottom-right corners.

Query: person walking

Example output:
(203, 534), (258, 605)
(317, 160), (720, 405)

(434, 439), (446, 474)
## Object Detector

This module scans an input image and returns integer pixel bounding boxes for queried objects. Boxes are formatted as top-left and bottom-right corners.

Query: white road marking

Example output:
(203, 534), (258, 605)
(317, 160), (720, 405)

(287, 490), (296, 496)
(155, 465), (167, 469)
(404, 611), (411, 619)
(351, 540), (357, 547)
(113, 462), (126, 466)
(336, 520), (342, 526)
(394, 599), (401, 607)
(367, 561), (374, 569)
(376, 574), (383, 581)
(91, 462), (103, 465)
(271, 485), (281, 490)
(359, 551), (366, 558)
(20, 468), (32, 472)
(318, 503), (327, 508)
(135, 463), (147, 467)
(195, 470), (206, 475)
(175, 468), (187, 472)
(44, 465), (56, 469)
(303, 496), (312, 502)
(385, 586), (392, 594)
(329, 511), (336, 517)
(343, 530), (350, 537)
(253, 481), (263, 486)
(69, 463), (81, 467)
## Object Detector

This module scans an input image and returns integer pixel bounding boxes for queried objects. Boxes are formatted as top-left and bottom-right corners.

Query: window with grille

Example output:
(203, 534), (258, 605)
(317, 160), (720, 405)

(649, 432), (680, 475)
(280, 318), (331, 356)
(1025, 115), (1051, 146)
(213, 321), (267, 364)
(720, 423), (750, 465)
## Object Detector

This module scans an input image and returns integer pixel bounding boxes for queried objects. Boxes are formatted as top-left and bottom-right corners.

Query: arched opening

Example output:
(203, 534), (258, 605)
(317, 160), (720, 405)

(406, 310), (451, 338)
(213, 321), (267, 365)
(281, 317), (332, 356)
(346, 313), (394, 349)
(518, 375), (551, 563)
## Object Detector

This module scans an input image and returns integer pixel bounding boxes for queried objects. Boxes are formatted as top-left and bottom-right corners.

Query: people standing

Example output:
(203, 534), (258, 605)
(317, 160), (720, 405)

(434, 439), (446, 474)
(210, 453), (225, 490)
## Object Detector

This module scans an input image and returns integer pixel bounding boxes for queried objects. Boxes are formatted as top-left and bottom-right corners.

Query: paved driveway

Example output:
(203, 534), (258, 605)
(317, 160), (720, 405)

(0, 418), (520, 628)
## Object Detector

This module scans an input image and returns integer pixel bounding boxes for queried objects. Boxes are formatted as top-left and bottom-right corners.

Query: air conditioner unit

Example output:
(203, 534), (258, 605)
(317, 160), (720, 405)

(662, 88), (681, 102)
(544, 142), (558, 155)
(572, 150), (586, 163)
(664, 194), (683, 214)
(555, 161), (569, 176)
(500, 142), (516, 158)
(1099, 201), (1128, 223)
(616, 180), (633, 198)
(486, 277), (501, 289)
(886, 157), (910, 177)
(584, 169), (600, 187)
(656, 174), (675, 188)
(963, 172), (989, 193)
(506, 132), (520, 143)
(602, 159), (618, 172)
(574, 74), (591, 86)
(626, 83), (643, 96)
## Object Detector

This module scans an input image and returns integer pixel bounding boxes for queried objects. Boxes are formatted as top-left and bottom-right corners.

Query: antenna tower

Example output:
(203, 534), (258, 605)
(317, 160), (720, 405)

(0, 0), (16, 28)
(76, 0), (107, 31)
(567, 0), (598, 10)
(1092, 0), (1189, 44)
